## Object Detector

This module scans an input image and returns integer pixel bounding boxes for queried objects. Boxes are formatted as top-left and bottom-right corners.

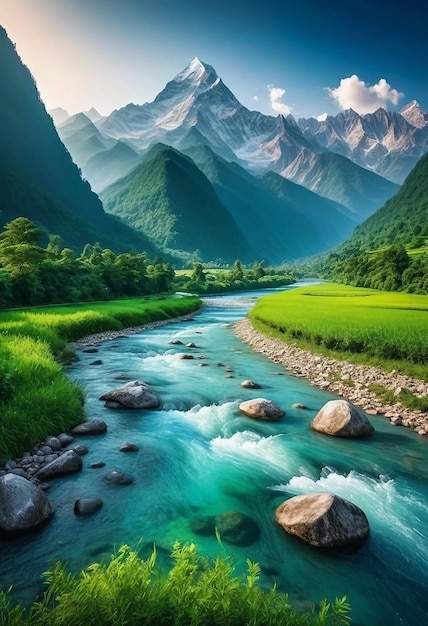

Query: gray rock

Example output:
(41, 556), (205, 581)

(292, 403), (308, 410)
(82, 347), (99, 354)
(169, 339), (183, 345)
(44, 436), (62, 452)
(71, 420), (107, 435)
(241, 380), (262, 389)
(74, 498), (103, 516)
(119, 442), (139, 452)
(0, 474), (54, 536)
(57, 433), (74, 447)
(239, 398), (285, 421)
(4, 461), (16, 471)
(180, 354), (194, 360)
(35, 450), (82, 480)
(38, 446), (53, 456)
(311, 400), (374, 437)
(90, 461), (106, 469)
(73, 445), (89, 456)
(10, 468), (28, 478)
(275, 492), (370, 548)
(103, 471), (133, 485)
(99, 380), (159, 410)
(89, 360), (103, 366)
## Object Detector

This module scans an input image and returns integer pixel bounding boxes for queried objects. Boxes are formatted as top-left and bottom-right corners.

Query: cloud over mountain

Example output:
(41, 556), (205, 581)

(328, 75), (404, 114)
(268, 85), (293, 115)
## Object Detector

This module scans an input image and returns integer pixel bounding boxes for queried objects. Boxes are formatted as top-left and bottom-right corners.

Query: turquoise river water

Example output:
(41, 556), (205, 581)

(1, 287), (428, 625)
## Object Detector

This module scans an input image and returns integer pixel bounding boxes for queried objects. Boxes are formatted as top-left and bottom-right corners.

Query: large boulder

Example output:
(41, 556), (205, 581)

(35, 450), (82, 480)
(311, 400), (374, 437)
(275, 493), (370, 548)
(239, 398), (285, 421)
(99, 380), (159, 409)
(0, 474), (54, 536)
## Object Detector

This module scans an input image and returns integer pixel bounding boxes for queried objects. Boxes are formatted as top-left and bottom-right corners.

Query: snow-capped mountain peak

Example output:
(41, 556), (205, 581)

(399, 100), (428, 128)
(174, 57), (218, 88)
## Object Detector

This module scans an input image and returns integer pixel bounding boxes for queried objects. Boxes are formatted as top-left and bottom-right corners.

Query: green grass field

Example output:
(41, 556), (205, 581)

(0, 296), (201, 462)
(249, 283), (428, 380)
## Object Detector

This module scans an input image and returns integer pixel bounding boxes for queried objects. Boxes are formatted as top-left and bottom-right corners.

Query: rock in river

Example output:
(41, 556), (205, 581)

(35, 450), (82, 480)
(71, 420), (107, 435)
(99, 380), (159, 409)
(215, 510), (260, 546)
(74, 498), (103, 516)
(275, 492), (370, 548)
(311, 399), (374, 437)
(0, 474), (54, 536)
(239, 398), (285, 421)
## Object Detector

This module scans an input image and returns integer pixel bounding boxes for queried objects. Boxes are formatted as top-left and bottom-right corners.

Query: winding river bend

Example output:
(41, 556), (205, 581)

(2, 288), (428, 625)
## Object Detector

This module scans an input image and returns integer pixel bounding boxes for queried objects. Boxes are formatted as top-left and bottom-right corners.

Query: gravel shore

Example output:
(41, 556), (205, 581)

(234, 318), (428, 435)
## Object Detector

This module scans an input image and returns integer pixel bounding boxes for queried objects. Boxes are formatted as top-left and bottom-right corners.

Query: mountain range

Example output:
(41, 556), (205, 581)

(0, 26), (426, 265)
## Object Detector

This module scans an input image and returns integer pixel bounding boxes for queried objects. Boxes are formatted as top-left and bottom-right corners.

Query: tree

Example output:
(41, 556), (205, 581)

(0, 217), (46, 275)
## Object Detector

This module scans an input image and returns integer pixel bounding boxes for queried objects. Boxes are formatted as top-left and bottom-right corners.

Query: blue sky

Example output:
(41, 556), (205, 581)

(0, 0), (426, 119)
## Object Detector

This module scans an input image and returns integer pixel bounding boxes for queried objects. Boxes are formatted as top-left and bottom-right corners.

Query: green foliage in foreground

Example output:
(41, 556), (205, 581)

(249, 284), (428, 381)
(0, 296), (201, 462)
(0, 543), (350, 626)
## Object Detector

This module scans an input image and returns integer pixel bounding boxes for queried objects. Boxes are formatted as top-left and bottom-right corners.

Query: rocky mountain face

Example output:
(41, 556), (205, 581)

(298, 103), (428, 184)
(58, 57), (400, 220)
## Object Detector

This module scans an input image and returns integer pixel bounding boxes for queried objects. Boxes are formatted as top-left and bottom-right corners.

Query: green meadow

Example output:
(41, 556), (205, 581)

(0, 296), (201, 462)
(249, 283), (428, 381)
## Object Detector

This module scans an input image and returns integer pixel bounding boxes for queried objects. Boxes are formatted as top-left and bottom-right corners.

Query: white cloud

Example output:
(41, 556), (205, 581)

(317, 112), (328, 121)
(328, 75), (404, 114)
(268, 85), (292, 116)
(253, 95), (258, 101)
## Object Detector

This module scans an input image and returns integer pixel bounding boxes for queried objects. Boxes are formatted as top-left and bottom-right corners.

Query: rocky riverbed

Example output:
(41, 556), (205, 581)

(234, 318), (428, 435)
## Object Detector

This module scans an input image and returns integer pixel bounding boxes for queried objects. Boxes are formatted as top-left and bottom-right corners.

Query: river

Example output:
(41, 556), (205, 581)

(1, 287), (428, 625)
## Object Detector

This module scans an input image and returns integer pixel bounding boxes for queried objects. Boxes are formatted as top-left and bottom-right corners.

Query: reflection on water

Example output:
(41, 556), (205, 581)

(1, 287), (427, 625)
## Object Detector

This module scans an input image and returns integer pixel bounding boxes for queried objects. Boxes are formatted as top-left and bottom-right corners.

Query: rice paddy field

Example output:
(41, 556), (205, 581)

(249, 283), (428, 380)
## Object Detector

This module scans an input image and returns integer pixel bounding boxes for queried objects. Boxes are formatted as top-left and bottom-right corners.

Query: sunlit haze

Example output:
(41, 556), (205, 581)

(0, 0), (427, 119)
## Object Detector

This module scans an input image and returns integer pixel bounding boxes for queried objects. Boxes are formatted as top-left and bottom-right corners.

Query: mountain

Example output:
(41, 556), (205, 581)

(59, 57), (399, 220)
(297, 105), (428, 184)
(341, 152), (428, 250)
(100, 145), (257, 263)
(399, 100), (428, 129)
(0, 26), (158, 254)
(183, 144), (357, 261)
(281, 150), (398, 218)
(48, 106), (70, 125)
(83, 141), (140, 193)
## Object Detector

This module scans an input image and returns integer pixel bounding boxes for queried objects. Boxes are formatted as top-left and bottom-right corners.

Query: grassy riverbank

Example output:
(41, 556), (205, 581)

(0, 295), (201, 462)
(249, 284), (428, 382)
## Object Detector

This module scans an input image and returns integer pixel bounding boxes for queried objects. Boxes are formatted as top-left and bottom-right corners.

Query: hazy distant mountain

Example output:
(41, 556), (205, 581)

(342, 152), (428, 250)
(84, 141), (140, 193)
(0, 26), (158, 254)
(48, 106), (70, 125)
(100, 145), (257, 263)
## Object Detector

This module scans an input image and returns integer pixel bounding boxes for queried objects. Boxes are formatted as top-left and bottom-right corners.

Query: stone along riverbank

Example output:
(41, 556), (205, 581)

(234, 318), (428, 434)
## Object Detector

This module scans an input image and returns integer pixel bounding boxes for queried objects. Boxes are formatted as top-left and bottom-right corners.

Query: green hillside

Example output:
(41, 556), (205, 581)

(101, 145), (256, 263)
(344, 152), (428, 249)
(0, 26), (157, 254)
(185, 144), (355, 263)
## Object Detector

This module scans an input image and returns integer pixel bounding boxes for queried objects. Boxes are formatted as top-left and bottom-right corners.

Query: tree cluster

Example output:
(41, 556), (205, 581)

(175, 260), (295, 294)
(320, 244), (428, 294)
(0, 217), (175, 308)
